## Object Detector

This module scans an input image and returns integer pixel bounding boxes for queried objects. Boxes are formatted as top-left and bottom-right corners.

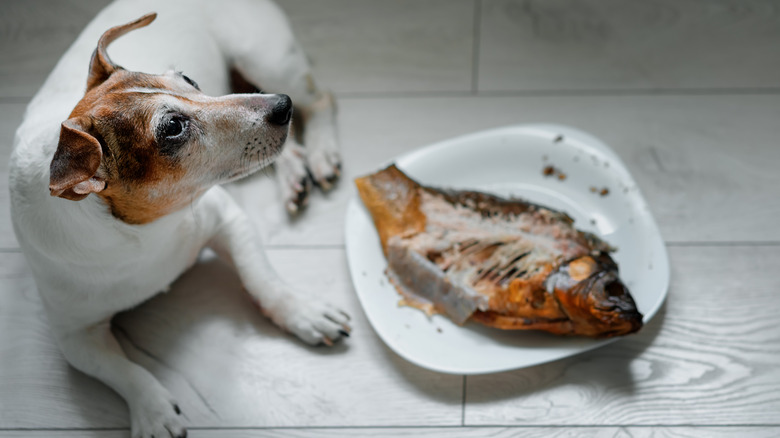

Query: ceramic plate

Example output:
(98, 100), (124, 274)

(344, 124), (669, 374)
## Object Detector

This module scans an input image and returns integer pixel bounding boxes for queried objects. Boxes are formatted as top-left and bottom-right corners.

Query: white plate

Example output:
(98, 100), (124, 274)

(344, 124), (669, 375)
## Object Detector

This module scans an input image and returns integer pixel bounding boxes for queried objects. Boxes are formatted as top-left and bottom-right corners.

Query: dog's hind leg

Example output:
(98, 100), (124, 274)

(213, 1), (341, 212)
(56, 321), (186, 438)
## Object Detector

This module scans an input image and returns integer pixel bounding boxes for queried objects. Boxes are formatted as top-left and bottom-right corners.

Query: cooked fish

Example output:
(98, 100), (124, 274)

(355, 164), (643, 338)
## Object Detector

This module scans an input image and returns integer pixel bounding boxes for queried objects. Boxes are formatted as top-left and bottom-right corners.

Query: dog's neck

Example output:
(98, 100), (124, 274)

(96, 185), (207, 225)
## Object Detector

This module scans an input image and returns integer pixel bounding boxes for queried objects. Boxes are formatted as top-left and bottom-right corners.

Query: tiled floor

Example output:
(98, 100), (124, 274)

(2, 0), (780, 437)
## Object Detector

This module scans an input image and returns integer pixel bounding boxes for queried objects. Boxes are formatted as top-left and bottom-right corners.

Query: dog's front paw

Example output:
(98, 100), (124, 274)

(306, 146), (341, 192)
(303, 92), (341, 191)
(304, 121), (341, 191)
(270, 296), (352, 346)
(129, 389), (186, 438)
(275, 143), (312, 214)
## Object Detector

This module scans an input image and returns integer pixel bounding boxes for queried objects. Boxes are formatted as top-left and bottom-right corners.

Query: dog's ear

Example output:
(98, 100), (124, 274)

(49, 117), (106, 201)
(87, 12), (157, 91)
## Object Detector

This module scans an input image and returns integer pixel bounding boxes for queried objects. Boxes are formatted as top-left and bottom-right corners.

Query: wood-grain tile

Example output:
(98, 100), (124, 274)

(1, 427), (780, 438)
(278, 0), (475, 94)
(231, 94), (780, 246)
(0, 0), (475, 100)
(0, 253), (128, 428)
(478, 0), (780, 92)
(0, 250), (462, 429)
(0, 103), (26, 249)
(464, 246), (780, 425)
(0, 0), (111, 100)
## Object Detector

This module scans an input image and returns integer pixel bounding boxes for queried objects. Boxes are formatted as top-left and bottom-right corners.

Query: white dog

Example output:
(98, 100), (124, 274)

(9, 1), (350, 437)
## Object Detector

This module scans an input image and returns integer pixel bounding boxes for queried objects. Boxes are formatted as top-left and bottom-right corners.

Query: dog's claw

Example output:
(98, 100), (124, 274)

(311, 170), (339, 192)
(129, 391), (186, 438)
(276, 143), (311, 215)
(274, 296), (352, 347)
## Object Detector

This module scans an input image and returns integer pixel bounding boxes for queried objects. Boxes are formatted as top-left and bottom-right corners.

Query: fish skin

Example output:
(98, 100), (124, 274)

(355, 164), (643, 338)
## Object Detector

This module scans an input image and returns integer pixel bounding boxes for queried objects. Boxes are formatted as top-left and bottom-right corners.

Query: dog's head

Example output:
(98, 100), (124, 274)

(49, 13), (292, 224)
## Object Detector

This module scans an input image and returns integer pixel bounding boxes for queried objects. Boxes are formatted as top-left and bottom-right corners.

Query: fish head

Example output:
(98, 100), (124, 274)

(550, 254), (644, 337)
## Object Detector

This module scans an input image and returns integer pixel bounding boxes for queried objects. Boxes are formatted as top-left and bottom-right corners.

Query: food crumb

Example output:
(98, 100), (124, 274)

(543, 165), (567, 181)
(600, 188), (610, 196)
(590, 186), (598, 193)
(554, 135), (564, 143)
(590, 219), (597, 225)
(436, 327), (443, 333)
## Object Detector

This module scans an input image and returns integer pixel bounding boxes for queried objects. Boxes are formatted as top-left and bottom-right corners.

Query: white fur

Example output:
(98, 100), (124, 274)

(9, 1), (348, 437)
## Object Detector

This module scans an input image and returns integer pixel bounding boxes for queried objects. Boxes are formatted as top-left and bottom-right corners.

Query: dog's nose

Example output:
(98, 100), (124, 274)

(267, 94), (293, 126)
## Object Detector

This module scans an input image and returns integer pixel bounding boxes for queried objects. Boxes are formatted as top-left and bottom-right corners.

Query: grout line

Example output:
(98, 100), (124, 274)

(461, 375), (468, 426)
(186, 424), (780, 430)
(3, 425), (780, 432)
(4, 242), (780, 254)
(471, 0), (482, 94)
(6, 87), (780, 104)
(666, 241), (780, 247)
(265, 242), (780, 250)
(335, 87), (780, 100)
(0, 97), (31, 104)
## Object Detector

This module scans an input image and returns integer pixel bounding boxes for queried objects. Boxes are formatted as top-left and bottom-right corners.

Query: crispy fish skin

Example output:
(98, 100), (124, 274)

(355, 164), (643, 338)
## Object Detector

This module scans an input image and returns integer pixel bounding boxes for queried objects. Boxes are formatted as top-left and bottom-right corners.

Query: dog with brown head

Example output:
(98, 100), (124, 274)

(11, 6), (350, 438)
(49, 13), (293, 224)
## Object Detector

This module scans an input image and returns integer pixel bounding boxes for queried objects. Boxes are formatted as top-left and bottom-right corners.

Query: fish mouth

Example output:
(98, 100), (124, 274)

(589, 275), (644, 335)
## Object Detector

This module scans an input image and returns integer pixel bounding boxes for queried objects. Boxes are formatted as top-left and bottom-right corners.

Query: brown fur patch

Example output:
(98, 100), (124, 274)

(66, 71), (195, 224)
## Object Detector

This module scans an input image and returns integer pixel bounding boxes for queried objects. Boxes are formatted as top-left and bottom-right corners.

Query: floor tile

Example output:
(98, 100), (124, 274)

(0, 103), (28, 248)
(279, 0), (475, 94)
(0, 252), (129, 428)
(0, 250), (462, 429)
(0, 0), (476, 100)
(2, 427), (780, 438)
(478, 0), (780, 91)
(464, 246), (780, 425)
(234, 94), (780, 246)
(0, 0), (111, 99)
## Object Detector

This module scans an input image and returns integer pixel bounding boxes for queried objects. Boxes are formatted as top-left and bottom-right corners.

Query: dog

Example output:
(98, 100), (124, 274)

(9, 1), (350, 437)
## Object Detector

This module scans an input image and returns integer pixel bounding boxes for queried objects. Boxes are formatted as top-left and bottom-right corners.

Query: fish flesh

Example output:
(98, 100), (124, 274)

(355, 164), (643, 338)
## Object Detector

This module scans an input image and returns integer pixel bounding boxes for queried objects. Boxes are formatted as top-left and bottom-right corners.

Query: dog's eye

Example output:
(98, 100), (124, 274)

(163, 116), (187, 138)
(157, 114), (191, 156)
(182, 74), (200, 91)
